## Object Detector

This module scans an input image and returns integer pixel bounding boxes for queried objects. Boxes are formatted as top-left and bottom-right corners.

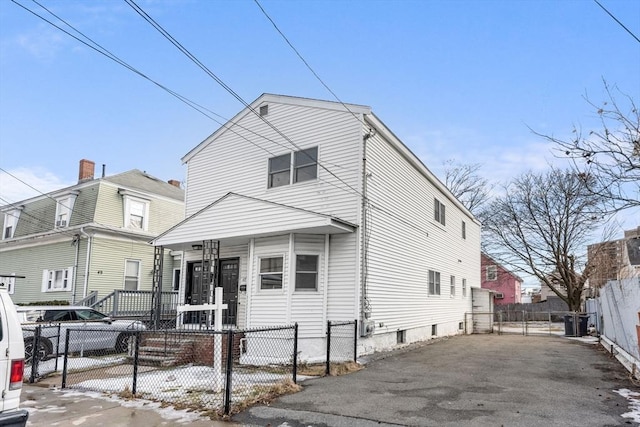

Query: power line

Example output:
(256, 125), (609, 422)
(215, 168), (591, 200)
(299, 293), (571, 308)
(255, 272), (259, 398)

(594, 0), (640, 44)
(253, 0), (366, 126)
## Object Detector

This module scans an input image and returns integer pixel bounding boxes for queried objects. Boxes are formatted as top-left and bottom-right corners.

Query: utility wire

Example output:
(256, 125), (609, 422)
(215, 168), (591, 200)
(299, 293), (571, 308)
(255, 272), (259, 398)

(594, 0), (640, 44)
(123, 0), (363, 198)
(253, 0), (366, 126)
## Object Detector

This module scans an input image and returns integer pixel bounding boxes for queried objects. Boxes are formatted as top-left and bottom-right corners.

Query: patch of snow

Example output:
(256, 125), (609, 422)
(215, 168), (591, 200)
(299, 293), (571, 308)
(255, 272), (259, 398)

(613, 388), (640, 424)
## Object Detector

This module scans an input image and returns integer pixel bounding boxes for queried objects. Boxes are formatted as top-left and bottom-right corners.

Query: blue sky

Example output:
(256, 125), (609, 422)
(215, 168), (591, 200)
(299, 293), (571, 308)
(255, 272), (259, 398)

(1, 1), (638, 227)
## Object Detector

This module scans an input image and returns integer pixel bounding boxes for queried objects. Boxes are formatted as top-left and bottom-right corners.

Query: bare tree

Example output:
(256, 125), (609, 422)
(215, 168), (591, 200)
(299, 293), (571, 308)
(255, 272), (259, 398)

(535, 82), (639, 212)
(482, 167), (611, 311)
(443, 160), (490, 217)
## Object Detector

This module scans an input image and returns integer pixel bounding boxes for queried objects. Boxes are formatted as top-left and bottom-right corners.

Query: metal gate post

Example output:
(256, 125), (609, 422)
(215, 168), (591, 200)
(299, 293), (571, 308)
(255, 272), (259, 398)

(326, 321), (332, 376)
(224, 329), (234, 415)
(132, 331), (140, 395)
(61, 329), (71, 389)
(353, 319), (358, 363)
(293, 323), (299, 384)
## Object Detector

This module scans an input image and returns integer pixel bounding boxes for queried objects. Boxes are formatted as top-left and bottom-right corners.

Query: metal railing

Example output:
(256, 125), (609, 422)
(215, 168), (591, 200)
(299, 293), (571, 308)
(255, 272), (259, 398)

(92, 289), (179, 318)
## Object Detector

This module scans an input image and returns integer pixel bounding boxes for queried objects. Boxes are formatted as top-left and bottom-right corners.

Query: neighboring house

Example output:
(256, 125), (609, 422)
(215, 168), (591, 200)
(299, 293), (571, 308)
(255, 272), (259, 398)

(480, 253), (522, 305)
(152, 94), (481, 360)
(588, 227), (640, 292)
(0, 160), (184, 306)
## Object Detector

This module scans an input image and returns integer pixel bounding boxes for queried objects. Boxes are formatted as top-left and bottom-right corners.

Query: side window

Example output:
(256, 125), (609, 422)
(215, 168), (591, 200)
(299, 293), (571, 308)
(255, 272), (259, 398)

(434, 198), (446, 226)
(428, 270), (441, 295)
(124, 260), (141, 291)
(486, 265), (497, 281)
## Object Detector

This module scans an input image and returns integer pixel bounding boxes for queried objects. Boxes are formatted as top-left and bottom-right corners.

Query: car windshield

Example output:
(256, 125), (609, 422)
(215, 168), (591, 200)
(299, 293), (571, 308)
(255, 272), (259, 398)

(75, 309), (107, 321)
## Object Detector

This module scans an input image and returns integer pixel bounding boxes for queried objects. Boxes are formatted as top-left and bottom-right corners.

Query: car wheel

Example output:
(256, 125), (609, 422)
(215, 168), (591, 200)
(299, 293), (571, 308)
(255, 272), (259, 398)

(24, 337), (51, 365)
(115, 333), (133, 353)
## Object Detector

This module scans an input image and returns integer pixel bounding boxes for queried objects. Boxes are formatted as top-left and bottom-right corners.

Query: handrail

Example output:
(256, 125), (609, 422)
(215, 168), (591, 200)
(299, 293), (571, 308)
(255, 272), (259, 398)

(76, 290), (99, 307)
(91, 290), (179, 319)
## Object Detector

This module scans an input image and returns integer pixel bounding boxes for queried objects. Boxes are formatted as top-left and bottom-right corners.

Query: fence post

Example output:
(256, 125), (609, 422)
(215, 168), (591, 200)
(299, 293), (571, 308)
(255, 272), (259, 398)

(293, 323), (298, 384)
(61, 329), (70, 389)
(54, 323), (61, 372)
(353, 319), (358, 363)
(29, 326), (41, 383)
(521, 311), (525, 336)
(326, 321), (332, 376)
(224, 329), (234, 415)
(132, 331), (140, 395)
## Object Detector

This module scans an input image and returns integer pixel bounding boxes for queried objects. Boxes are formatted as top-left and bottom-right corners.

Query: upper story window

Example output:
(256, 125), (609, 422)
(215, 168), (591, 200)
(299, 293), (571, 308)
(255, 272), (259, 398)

(121, 193), (150, 231)
(260, 256), (284, 290)
(428, 269), (441, 295)
(486, 265), (497, 281)
(268, 154), (291, 188)
(2, 208), (21, 239)
(450, 275), (456, 297)
(294, 147), (318, 183)
(462, 278), (467, 297)
(295, 254), (319, 291)
(55, 193), (78, 228)
(268, 147), (318, 188)
(434, 198), (446, 226)
(462, 221), (466, 239)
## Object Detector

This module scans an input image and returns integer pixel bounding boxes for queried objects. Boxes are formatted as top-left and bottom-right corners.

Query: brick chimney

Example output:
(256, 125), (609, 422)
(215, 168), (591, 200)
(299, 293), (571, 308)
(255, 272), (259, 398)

(78, 159), (95, 183)
(168, 179), (181, 188)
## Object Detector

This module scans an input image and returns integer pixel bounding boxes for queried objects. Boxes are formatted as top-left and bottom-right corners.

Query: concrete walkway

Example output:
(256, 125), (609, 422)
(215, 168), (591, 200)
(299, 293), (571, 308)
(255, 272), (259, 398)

(233, 334), (639, 427)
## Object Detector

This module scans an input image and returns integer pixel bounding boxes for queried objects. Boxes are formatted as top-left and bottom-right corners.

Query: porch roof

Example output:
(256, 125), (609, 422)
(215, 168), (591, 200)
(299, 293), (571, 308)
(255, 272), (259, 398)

(151, 192), (357, 250)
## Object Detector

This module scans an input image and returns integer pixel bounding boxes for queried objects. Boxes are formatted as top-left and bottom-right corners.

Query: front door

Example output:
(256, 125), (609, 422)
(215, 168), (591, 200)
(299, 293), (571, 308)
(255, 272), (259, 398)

(219, 258), (239, 326)
(186, 259), (239, 326)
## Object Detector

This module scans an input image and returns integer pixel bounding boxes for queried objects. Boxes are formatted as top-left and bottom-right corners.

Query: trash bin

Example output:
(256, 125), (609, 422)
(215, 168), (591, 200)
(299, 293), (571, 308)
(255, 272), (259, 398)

(563, 314), (589, 337)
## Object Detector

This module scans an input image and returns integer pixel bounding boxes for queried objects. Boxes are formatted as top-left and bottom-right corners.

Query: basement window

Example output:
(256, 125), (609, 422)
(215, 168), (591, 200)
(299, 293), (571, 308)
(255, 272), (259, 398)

(431, 324), (437, 336)
(397, 330), (406, 344)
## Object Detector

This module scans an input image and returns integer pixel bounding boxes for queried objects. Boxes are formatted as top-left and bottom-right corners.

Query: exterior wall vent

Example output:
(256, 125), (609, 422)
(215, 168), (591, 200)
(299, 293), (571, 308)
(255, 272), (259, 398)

(259, 105), (268, 116)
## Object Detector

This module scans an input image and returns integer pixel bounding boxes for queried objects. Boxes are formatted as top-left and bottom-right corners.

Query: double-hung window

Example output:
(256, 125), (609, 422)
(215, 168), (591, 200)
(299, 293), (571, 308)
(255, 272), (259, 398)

(428, 270), (441, 295)
(260, 257), (284, 290)
(486, 265), (497, 281)
(295, 255), (318, 290)
(122, 194), (150, 231)
(268, 154), (291, 188)
(2, 209), (20, 239)
(450, 275), (456, 297)
(434, 198), (446, 226)
(268, 147), (318, 188)
(54, 193), (78, 228)
(124, 260), (140, 291)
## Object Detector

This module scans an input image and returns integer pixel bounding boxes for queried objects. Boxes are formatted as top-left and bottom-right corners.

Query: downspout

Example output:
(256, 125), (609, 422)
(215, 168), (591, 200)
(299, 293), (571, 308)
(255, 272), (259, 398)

(360, 130), (374, 326)
(79, 227), (92, 300)
(71, 234), (81, 304)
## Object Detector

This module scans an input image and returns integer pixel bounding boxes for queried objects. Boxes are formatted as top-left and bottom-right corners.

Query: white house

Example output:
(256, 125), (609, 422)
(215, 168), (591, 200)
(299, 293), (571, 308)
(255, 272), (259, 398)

(152, 94), (481, 361)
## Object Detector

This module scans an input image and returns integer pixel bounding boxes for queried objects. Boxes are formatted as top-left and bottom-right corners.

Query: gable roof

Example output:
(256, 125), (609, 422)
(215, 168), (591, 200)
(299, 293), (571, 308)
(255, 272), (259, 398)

(152, 192), (356, 249)
(181, 93), (371, 164)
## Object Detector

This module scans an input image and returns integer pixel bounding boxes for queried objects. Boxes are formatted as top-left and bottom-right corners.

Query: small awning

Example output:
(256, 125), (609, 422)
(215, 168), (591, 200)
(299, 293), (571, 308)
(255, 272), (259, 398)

(152, 192), (357, 250)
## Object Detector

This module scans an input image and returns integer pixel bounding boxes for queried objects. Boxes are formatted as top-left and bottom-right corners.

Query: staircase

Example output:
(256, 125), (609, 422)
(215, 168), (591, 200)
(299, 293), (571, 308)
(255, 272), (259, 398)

(134, 334), (195, 367)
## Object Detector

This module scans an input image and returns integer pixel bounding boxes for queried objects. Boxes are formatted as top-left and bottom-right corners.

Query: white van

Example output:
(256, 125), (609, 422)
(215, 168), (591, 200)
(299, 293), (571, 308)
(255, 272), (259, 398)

(0, 281), (28, 426)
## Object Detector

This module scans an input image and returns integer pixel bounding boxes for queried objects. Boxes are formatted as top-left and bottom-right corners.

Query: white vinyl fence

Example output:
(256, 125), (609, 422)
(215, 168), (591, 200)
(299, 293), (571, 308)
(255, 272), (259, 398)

(592, 278), (640, 377)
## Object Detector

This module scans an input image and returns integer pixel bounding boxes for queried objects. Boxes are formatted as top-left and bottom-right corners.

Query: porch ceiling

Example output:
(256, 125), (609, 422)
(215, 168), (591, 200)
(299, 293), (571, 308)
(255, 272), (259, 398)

(152, 192), (357, 250)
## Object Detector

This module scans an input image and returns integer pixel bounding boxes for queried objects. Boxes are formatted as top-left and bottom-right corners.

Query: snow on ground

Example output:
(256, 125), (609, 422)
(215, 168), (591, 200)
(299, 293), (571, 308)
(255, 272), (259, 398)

(25, 354), (126, 378)
(613, 388), (640, 424)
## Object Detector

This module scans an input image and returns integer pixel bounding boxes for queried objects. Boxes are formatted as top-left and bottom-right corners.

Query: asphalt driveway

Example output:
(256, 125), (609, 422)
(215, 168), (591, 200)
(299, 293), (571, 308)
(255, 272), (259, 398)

(233, 334), (639, 427)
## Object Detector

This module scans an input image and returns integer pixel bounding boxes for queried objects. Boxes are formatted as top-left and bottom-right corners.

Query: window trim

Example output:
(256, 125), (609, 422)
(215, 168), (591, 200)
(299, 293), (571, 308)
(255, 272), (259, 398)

(124, 259), (141, 291)
(2, 208), (21, 239)
(428, 269), (441, 295)
(294, 254), (319, 291)
(267, 146), (318, 189)
(450, 275), (456, 297)
(41, 268), (73, 292)
(434, 198), (446, 226)
(123, 195), (150, 231)
(54, 193), (78, 229)
(486, 265), (498, 281)
(259, 255), (285, 290)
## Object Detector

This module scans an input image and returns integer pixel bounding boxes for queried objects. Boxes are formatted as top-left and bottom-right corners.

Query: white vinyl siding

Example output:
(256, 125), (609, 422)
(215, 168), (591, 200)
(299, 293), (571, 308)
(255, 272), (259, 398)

(363, 124), (480, 334)
(184, 100), (362, 224)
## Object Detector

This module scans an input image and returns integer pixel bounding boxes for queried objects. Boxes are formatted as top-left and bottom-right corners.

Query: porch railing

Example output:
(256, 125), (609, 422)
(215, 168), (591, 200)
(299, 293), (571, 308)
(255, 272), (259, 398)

(91, 289), (179, 318)
(75, 290), (98, 307)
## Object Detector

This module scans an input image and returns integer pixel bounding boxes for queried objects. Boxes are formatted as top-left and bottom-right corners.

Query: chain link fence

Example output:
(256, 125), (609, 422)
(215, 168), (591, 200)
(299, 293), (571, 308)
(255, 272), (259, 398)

(465, 311), (596, 336)
(325, 320), (357, 376)
(56, 324), (298, 415)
